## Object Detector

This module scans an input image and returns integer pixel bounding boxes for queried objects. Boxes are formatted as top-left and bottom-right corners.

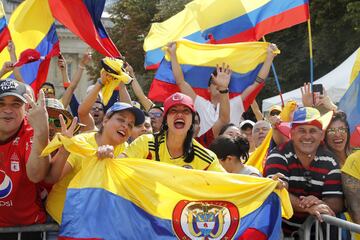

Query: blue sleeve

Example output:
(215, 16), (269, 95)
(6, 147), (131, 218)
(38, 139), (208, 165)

(104, 90), (119, 112)
(69, 94), (79, 117)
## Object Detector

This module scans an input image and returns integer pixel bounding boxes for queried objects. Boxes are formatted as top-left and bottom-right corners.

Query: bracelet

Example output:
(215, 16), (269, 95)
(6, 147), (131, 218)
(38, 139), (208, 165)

(78, 64), (85, 70)
(218, 88), (229, 94)
(255, 76), (265, 84)
(97, 78), (104, 87)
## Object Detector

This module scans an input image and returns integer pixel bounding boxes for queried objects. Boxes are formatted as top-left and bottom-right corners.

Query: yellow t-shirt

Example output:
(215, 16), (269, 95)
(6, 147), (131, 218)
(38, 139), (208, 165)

(46, 132), (127, 223)
(124, 133), (225, 172)
(342, 150), (360, 180)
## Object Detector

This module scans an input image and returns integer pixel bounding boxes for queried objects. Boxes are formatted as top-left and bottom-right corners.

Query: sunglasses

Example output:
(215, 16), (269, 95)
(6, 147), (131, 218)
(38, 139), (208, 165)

(41, 88), (55, 95)
(48, 117), (68, 128)
(270, 110), (281, 116)
(149, 112), (163, 118)
(326, 127), (347, 135)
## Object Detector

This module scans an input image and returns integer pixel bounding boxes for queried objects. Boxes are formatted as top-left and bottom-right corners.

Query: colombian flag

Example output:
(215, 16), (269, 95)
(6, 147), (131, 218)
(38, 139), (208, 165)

(188, 0), (309, 43)
(41, 135), (292, 240)
(58, 161), (292, 239)
(148, 40), (274, 109)
(0, 1), (11, 53)
(338, 47), (360, 145)
(49, 0), (121, 58)
(144, 7), (206, 70)
(0, 0), (59, 93)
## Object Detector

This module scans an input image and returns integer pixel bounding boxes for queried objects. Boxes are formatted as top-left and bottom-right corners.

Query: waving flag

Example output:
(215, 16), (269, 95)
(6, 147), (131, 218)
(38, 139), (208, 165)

(148, 40), (275, 109)
(339, 47), (360, 145)
(40, 135), (292, 240)
(0, 0), (59, 93)
(188, 0), (309, 43)
(0, 1), (11, 53)
(49, 0), (120, 58)
(144, 7), (206, 70)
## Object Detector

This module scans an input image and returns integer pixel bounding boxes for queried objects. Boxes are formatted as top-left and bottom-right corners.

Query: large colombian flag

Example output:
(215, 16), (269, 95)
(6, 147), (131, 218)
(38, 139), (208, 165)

(338, 47), (360, 145)
(188, 0), (310, 43)
(148, 40), (273, 110)
(0, 0), (59, 93)
(143, 7), (206, 70)
(41, 136), (292, 240)
(48, 0), (121, 58)
(0, 1), (11, 53)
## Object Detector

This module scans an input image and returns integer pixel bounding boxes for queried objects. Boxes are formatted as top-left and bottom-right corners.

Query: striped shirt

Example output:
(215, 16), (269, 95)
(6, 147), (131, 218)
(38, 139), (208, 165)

(264, 141), (343, 234)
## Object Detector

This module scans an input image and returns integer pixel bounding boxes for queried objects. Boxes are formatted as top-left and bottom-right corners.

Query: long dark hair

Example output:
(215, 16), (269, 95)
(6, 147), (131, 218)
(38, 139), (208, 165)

(209, 135), (250, 163)
(325, 110), (351, 156)
(154, 112), (195, 163)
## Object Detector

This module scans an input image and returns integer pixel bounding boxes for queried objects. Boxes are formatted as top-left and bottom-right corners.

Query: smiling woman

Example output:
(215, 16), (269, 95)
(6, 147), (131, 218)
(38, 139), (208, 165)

(325, 111), (351, 167)
(121, 92), (225, 172)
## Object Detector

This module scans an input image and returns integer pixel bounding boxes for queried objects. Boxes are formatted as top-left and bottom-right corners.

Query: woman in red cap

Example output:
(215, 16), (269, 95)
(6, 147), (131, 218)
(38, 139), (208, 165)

(121, 92), (225, 172)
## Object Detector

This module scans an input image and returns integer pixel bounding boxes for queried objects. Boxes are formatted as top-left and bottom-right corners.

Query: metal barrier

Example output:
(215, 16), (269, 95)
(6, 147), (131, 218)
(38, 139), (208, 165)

(0, 223), (59, 240)
(299, 214), (360, 240)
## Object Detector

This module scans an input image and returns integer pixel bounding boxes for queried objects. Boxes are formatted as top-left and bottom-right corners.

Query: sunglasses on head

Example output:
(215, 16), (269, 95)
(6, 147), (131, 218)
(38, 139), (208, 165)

(48, 117), (68, 128)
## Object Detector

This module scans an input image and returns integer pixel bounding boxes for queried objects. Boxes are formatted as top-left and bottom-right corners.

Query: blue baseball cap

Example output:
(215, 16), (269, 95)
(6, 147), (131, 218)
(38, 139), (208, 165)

(106, 102), (145, 126)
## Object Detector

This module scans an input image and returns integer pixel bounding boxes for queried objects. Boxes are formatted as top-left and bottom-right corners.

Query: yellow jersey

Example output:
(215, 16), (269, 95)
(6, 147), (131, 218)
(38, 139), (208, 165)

(46, 132), (127, 223)
(124, 133), (225, 172)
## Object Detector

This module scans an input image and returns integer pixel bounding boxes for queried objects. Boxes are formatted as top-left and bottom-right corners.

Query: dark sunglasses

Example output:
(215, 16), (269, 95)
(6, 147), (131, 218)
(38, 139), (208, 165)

(48, 117), (68, 128)
(270, 110), (281, 116)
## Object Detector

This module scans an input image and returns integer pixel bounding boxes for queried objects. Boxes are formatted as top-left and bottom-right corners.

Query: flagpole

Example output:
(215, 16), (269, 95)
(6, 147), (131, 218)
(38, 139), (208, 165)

(307, 19), (315, 103)
(262, 37), (284, 107)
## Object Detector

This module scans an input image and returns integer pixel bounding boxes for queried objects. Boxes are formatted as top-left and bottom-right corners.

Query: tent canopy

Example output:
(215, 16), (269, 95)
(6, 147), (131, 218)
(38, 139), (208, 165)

(262, 48), (359, 112)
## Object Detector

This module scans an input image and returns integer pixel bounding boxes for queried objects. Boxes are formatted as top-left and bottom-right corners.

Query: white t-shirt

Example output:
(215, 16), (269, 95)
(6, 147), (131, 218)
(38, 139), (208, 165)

(194, 95), (244, 136)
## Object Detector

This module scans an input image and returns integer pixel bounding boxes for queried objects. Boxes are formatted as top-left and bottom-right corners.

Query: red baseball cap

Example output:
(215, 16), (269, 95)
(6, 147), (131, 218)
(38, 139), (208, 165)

(163, 92), (195, 116)
(13, 49), (41, 67)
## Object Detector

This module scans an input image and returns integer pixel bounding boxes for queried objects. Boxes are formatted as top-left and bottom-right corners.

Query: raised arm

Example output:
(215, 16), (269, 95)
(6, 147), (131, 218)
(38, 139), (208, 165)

(126, 63), (153, 111)
(0, 61), (14, 78)
(242, 44), (278, 99)
(167, 42), (196, 100)
(61, 52), (92, 108)
(251, 100), (264, 121)
(211, 63), (231, 137)
(7, 40), (24, 82)
(25, 91), (50, 183)
(77, 77), (104, 132)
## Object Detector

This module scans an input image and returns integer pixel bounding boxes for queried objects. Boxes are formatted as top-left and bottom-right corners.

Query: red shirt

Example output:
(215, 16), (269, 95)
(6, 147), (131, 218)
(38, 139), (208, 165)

(196, 129), (214, 148)
(0, 119), (46, 227)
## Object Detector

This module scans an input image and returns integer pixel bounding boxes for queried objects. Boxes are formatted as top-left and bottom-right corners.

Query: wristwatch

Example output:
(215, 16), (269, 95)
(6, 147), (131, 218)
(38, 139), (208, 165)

(219, 88), (229, 94)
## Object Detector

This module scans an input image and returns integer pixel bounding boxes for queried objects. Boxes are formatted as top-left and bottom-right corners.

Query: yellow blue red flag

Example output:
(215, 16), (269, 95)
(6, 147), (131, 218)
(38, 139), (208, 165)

(0, 0), (59, 93)
(42, 135), (292, 240)
(187, 0), (309, 43)
(338, 47), (360, 143)
(0, 1), (11, 53)
(148, 40), (276, 110)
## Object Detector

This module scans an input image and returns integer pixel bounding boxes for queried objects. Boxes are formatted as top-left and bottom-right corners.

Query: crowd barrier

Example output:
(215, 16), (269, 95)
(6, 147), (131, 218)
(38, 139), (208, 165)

(285, 214), (360, 240)
(0, 223), (59, 240)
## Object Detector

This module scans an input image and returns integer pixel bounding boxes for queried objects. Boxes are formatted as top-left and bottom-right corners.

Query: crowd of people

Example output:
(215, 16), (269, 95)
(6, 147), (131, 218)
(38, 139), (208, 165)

(0, 40), (359, 240)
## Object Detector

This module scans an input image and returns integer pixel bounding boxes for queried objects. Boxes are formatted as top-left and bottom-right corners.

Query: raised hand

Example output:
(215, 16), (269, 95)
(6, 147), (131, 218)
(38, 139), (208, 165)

(301, 82), (314, 107)
(211, 63), (232, 89)
(166, 42), (177, 56)
(97, 145), (114, 160)
(24, 90), (49, 134)
(59, 114), (78, 138)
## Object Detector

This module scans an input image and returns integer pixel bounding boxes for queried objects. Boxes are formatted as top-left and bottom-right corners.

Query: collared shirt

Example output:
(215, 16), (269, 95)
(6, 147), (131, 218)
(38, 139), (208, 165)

(264, 141), (343, 235)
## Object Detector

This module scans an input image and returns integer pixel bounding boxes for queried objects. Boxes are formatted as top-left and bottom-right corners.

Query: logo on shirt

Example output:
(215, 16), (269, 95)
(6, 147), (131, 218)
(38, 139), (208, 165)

(10, 161), (20, 172)
(172, 200), (240, 240)
(0, 171), (13, 199)
(10, 153), (19, 161)
(12, 137), (20, 146)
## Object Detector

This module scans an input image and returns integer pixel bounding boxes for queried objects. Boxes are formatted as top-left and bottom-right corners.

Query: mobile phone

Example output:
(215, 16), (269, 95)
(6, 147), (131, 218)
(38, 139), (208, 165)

(312, 84), (323, 95)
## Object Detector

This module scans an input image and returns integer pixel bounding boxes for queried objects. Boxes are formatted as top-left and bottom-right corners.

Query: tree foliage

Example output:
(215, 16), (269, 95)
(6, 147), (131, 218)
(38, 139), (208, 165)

(87, 0), (360, 107)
